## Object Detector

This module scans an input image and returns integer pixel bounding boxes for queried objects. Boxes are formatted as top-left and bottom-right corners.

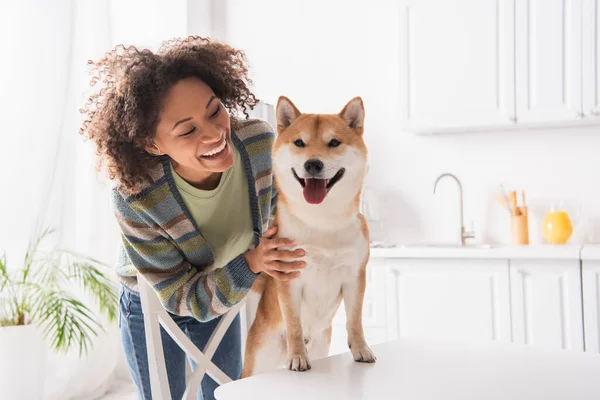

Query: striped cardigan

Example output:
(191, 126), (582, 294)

(111, 119), (277, 322)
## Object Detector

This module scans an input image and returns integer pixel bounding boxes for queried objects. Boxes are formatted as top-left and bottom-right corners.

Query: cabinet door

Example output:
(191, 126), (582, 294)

(385, 259), (512, 343)
(515, 0), (583, 123)
(582, 260), (600, 353)
(329, 258), (390, 356)
(398, 0), (516, 132)
(583, 0), (600, 118)
(510, 260), (584, 351)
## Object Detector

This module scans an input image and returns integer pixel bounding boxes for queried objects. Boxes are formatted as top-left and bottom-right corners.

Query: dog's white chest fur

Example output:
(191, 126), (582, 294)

(277, 202), (368, 337)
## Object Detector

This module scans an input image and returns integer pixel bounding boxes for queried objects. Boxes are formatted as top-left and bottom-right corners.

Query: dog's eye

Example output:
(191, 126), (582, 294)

(294, 139), (305, 147)
(328, 139), (341, 147)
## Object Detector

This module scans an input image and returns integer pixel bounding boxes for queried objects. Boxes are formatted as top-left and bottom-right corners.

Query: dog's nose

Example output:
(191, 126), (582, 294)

(304, 159), (324, 175)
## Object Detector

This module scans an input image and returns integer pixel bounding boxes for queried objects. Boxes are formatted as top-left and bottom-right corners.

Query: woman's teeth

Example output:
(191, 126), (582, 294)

(201, 140), (227, 158)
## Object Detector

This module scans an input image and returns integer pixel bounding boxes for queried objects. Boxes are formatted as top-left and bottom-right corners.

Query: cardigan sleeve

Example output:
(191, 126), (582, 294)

(111, 190), (258, 322)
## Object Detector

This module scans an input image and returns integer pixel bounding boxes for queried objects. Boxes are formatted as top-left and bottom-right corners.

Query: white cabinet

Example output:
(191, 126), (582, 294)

(326, 251), (588, 357)
(515, 0), (583, 123)
(583, 0), (600, 119)
(398, 0), (516, 132)
(398, 0), (600, 133)
(384, 258), (512, 343)
(582, 259), (600, 353)
(509, 259), (584, 351)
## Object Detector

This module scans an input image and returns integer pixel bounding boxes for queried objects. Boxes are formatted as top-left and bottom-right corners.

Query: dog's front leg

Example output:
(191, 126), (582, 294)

(343, 267), (376, 363)
(278, 281), (310, 371)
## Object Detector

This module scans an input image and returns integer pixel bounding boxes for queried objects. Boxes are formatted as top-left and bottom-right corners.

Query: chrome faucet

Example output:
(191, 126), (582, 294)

(433, 173), (475, 246)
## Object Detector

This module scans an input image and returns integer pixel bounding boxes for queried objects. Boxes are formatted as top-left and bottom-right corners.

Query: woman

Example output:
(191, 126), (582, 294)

(79, 36), (306, 400)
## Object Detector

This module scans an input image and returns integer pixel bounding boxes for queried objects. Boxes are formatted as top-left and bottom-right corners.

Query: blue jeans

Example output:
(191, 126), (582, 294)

(119, 287), (242, 400)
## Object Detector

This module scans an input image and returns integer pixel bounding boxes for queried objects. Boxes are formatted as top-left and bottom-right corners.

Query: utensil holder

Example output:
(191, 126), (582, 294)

(511, 211), (529, 245)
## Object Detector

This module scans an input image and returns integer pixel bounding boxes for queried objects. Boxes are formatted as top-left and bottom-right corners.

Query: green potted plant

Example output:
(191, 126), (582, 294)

(0, 227), (118, 400)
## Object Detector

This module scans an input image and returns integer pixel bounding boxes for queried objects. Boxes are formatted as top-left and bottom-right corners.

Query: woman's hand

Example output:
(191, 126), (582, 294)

(244, 226), (305, 281)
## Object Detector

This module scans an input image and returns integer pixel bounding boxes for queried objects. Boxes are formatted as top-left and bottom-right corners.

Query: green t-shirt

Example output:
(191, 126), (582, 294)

(171, 145), (254, 269)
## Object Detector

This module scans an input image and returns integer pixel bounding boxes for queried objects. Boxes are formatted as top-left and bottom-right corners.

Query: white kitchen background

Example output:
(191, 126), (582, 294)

(226, 0), (600, 247)
(2, 0), (600, 399)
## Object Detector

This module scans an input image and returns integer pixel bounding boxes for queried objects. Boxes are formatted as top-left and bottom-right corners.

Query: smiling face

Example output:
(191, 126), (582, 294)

(273, 96), (368, 206)
(148, 77), (234, 186)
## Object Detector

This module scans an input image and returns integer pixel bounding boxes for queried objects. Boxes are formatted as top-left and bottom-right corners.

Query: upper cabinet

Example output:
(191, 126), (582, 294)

(398, 0), (516, 132)
(583, 0), (600, 119)
(515, 0), (582, 123)
(399, 0), (600, 134)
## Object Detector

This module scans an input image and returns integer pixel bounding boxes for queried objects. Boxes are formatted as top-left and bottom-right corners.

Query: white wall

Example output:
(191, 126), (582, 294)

(0, 1), (211, 395)
(0, 0), (189, 264)
(222, 0), (600, 246)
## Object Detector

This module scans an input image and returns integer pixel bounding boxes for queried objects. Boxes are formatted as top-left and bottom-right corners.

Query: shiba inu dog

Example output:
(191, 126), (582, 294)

(242, 96), (375, 377)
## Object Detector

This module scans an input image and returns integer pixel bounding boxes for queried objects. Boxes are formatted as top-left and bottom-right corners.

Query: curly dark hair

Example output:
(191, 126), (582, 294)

(79, 36), (258, 195)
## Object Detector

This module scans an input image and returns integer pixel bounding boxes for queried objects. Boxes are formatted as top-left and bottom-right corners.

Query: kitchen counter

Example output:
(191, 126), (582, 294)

(580, 244), (600, 260)
(370, 244), (583, 260)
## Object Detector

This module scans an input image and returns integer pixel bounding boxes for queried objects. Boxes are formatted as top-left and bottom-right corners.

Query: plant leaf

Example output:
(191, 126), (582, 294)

(2, 225), (118, 357)
(0, 252), (10, 293)
(32, 288), (102, 356)
(22, 227), (55, 283)
(64, 257), (118, 324)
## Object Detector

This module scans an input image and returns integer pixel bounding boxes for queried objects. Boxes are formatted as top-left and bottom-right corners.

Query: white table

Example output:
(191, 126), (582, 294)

(215, 338), (600, 399)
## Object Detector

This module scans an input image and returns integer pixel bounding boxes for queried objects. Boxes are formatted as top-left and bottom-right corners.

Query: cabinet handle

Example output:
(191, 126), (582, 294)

(578, 112), (585, 119)
(510, 116), (517, 123)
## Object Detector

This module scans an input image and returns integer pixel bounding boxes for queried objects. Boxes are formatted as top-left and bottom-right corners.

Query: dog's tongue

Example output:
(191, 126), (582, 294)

(303, 179), (327, 204)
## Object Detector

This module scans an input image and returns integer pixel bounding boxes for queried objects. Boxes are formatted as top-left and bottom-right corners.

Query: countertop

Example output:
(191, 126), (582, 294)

(370, 244), (583, 260)
(580, 244), (600, 260)
(215, 338), (600, 400)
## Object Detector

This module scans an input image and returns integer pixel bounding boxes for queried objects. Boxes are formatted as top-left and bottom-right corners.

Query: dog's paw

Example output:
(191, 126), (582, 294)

(351, 344), (377, 363)
(287, 353), (311, 372)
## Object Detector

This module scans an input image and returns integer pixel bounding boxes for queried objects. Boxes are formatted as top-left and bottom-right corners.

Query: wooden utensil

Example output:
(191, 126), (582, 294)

(508, 190), (519, 216)
(500, 185), (513, 216)
(495, 193), (510, 212)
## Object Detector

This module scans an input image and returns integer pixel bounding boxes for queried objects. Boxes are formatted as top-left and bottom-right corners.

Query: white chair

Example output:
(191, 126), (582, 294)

(137, 276), (245, 400)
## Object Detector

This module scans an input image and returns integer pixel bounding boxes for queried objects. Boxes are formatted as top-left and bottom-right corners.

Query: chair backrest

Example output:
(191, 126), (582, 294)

(137, 276), (245, 400)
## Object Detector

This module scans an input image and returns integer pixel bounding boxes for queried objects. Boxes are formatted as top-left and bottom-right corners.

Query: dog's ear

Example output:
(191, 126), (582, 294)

(339, 97), (365, 133)
(276, 96), (301, 134)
